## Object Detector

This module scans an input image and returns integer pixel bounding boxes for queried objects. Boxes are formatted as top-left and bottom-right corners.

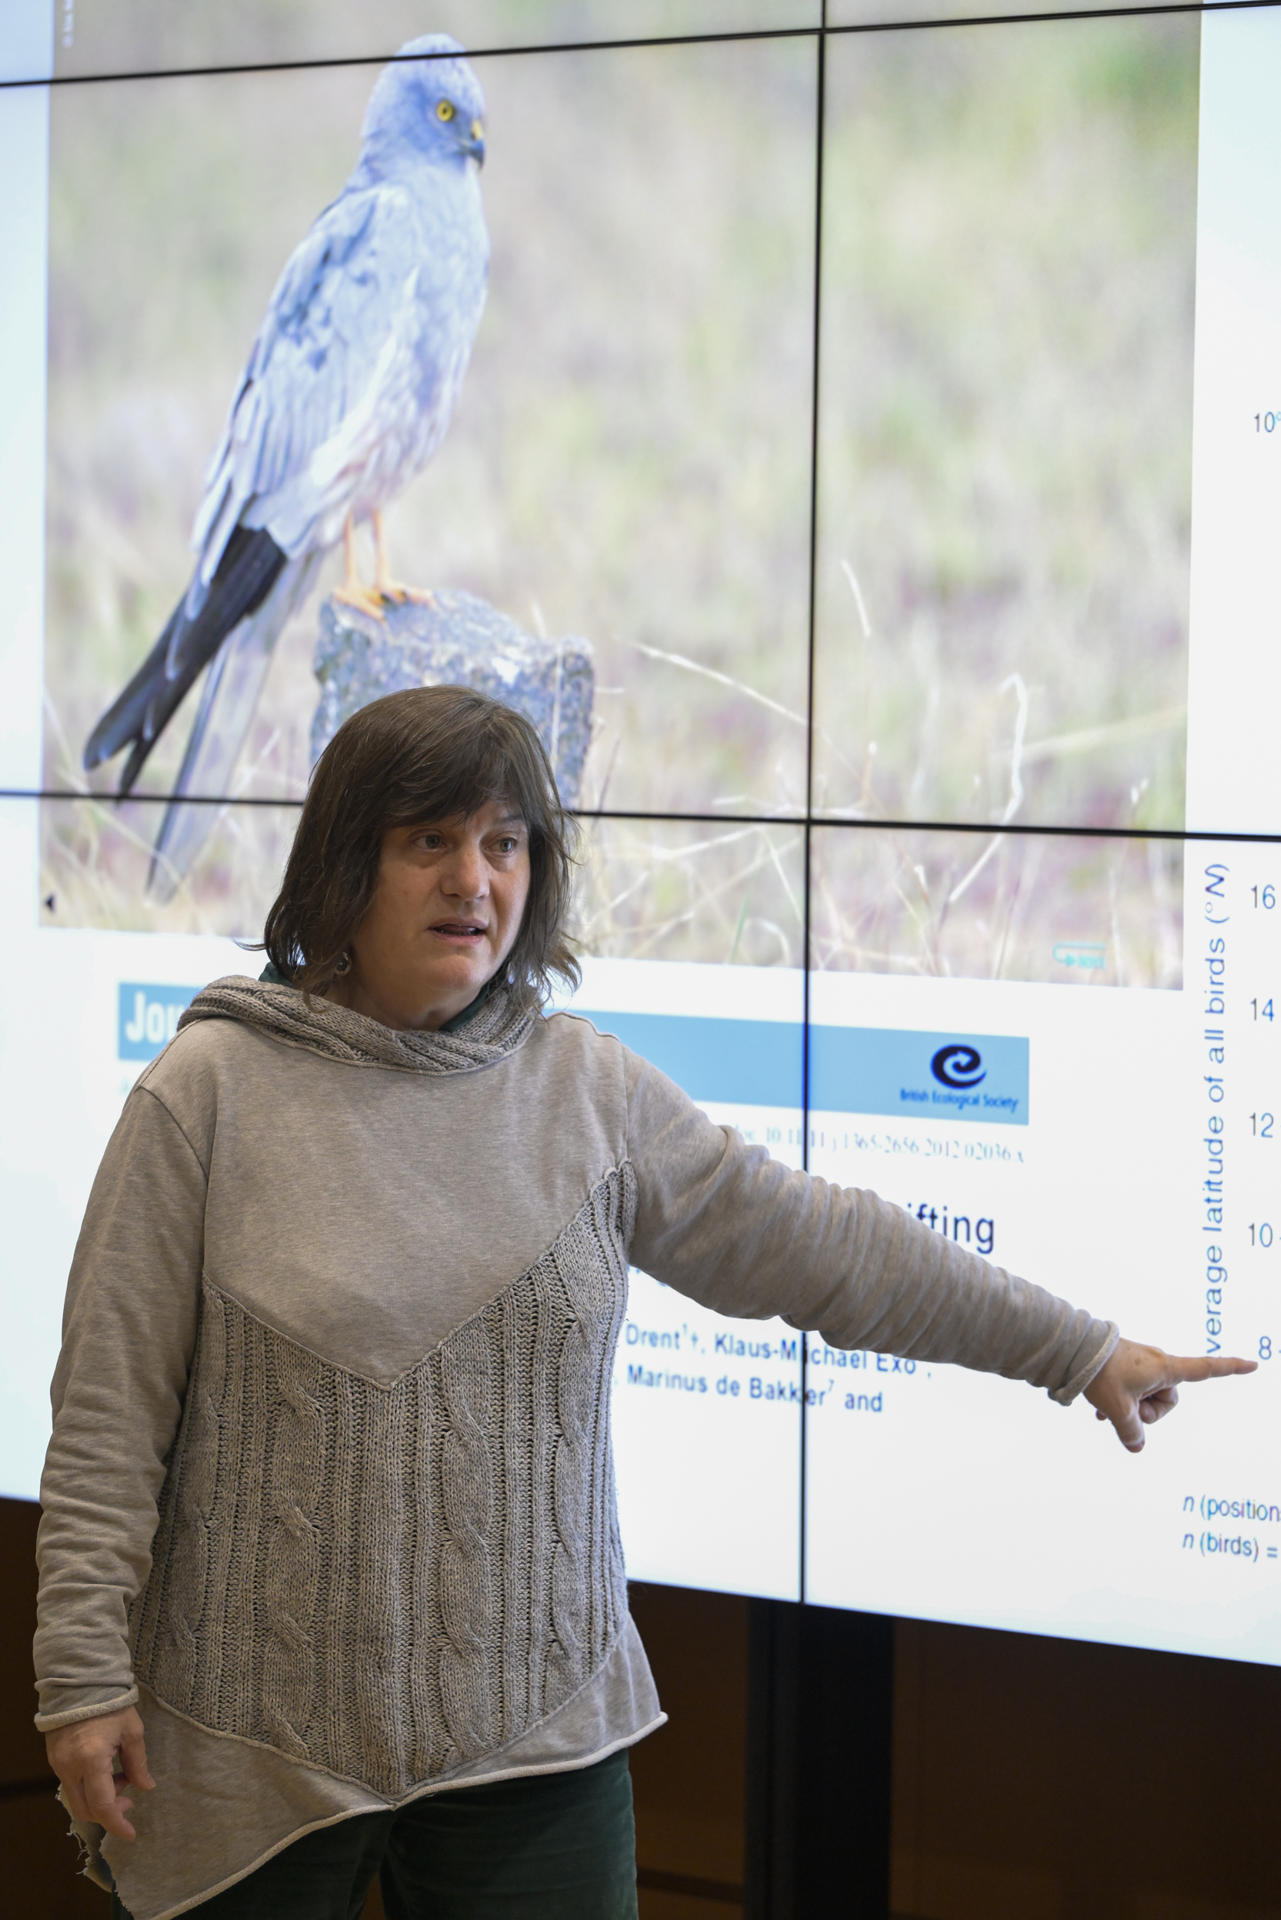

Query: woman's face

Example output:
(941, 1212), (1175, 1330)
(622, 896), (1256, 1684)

(333, 796), (532, 1031)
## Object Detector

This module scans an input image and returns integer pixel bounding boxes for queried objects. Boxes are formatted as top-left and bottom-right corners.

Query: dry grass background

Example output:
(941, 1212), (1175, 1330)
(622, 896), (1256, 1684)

(53, 0), (822, 80)
(41, 5), (1196, 984)
(816, 23), (1196, 832)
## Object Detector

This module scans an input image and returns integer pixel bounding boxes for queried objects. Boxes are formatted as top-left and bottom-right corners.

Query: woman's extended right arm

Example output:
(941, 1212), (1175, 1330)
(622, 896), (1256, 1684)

(35, 1080), (208, 1819)
(620, 1046), (1254, 1428)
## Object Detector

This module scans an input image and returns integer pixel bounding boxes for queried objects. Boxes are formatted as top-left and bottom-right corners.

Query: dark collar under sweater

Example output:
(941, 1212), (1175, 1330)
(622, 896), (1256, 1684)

(178, 975), (539, 1075)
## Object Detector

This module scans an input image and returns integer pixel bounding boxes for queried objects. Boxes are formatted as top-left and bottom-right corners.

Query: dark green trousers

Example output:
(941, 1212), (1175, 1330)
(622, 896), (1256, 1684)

(109, 1750), (638, 1919)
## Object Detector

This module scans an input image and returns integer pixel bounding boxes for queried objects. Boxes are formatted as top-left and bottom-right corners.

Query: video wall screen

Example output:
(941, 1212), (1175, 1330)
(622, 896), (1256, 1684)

(3, 0), (1280, 1664)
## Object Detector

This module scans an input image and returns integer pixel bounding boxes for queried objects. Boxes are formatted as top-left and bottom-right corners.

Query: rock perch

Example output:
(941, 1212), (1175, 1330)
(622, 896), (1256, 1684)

(312, 589), (594, 806)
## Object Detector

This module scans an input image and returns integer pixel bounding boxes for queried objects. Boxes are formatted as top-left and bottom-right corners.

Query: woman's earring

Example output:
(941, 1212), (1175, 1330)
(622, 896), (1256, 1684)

(334, 951), (352, 976)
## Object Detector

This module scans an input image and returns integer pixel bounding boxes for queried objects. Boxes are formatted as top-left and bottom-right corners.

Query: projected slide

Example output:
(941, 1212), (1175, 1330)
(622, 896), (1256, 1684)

(2, 1), (1279, 1663)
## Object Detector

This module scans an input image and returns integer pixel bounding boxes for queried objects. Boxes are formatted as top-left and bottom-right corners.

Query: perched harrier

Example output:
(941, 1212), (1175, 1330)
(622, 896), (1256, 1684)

(84, 33), (489, 897)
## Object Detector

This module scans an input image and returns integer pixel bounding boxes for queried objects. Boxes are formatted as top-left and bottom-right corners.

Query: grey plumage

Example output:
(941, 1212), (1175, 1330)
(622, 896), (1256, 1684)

(83, 33), (489, 898)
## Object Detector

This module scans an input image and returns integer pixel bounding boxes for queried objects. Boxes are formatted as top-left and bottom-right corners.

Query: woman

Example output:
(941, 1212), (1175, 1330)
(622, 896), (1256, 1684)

(35, 686), (1250, 1920)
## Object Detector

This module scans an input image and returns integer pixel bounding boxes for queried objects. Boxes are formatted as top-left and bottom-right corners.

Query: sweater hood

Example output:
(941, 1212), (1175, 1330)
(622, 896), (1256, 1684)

(178, 975), (538, 1074)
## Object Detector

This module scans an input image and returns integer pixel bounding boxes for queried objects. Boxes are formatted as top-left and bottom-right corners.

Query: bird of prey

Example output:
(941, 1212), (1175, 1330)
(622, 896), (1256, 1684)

(83, 33), (489, 898)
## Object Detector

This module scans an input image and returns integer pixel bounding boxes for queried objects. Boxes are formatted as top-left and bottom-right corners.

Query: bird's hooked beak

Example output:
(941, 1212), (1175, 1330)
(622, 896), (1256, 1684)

(463, 117), (486, 167)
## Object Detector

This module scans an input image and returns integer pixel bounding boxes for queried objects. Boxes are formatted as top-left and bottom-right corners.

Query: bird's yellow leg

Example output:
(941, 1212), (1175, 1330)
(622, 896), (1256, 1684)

(372, 509), (436, 608)
(332, 515), (388, 620)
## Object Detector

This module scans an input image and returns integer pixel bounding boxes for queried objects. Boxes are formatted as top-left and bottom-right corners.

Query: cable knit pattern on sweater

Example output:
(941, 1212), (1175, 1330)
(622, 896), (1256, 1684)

(128, 1167), (635, 1798)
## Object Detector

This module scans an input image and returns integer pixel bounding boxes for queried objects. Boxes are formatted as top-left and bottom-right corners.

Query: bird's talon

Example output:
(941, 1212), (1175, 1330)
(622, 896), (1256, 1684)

(332, 584), (389, 622)
(376, 581), (437, 610)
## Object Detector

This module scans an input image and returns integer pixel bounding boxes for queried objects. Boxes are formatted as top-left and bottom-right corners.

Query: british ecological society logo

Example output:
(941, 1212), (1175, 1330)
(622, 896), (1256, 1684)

(810, 1028), (1028, 1126)
(930, 1044), (986, 1091)
(915, 1035), (1025, 1120)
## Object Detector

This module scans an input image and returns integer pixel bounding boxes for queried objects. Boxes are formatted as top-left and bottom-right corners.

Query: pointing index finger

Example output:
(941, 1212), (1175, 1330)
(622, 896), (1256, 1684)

(1166, 1354), (1258, 1384)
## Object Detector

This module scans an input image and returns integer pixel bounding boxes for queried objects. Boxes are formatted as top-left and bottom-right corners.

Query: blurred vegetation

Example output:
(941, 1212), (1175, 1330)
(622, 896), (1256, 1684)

(38, 792), (807, 970)
(575, 819), (805, 968)
(39, 794), (298, 940)
(828, 0), (1124, 23)
(816, 21), (1196, 835)
(812, 827), (1183, 989)
(42, 9), (1196, 984)
(54, 0), (820, 80)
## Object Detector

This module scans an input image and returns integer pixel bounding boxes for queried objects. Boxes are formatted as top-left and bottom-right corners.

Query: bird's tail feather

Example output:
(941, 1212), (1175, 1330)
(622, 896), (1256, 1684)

(83, 608), (184, 792)
(83, 526), (288, 794)
(145, 552), (320, 903)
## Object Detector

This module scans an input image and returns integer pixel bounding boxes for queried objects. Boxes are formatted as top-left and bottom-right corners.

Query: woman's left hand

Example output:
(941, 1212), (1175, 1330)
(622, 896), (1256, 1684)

(1084, 1338), (1257, 1451)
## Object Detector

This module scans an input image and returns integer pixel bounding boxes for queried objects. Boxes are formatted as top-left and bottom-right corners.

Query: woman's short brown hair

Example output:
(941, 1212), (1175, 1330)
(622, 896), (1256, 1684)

(263, 685), (580, 1011)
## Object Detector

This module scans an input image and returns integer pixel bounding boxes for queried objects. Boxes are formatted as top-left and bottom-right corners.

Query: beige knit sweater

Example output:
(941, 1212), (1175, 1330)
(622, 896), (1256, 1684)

(34, 978), (1117, 1919)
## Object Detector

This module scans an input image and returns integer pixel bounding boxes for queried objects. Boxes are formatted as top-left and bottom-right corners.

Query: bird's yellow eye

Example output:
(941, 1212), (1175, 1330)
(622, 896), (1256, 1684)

(437, 99), (456, 122)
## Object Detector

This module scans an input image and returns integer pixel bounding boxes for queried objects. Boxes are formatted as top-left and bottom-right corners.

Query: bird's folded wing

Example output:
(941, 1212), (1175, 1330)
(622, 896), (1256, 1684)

(187, 182), (423, 617)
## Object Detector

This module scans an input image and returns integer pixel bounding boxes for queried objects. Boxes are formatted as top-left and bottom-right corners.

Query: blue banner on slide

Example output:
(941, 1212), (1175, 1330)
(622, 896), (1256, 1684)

(118, 983), (201, 1060)
(116, 990), (1027, 1124)
(573, 1009), (802, 1108)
